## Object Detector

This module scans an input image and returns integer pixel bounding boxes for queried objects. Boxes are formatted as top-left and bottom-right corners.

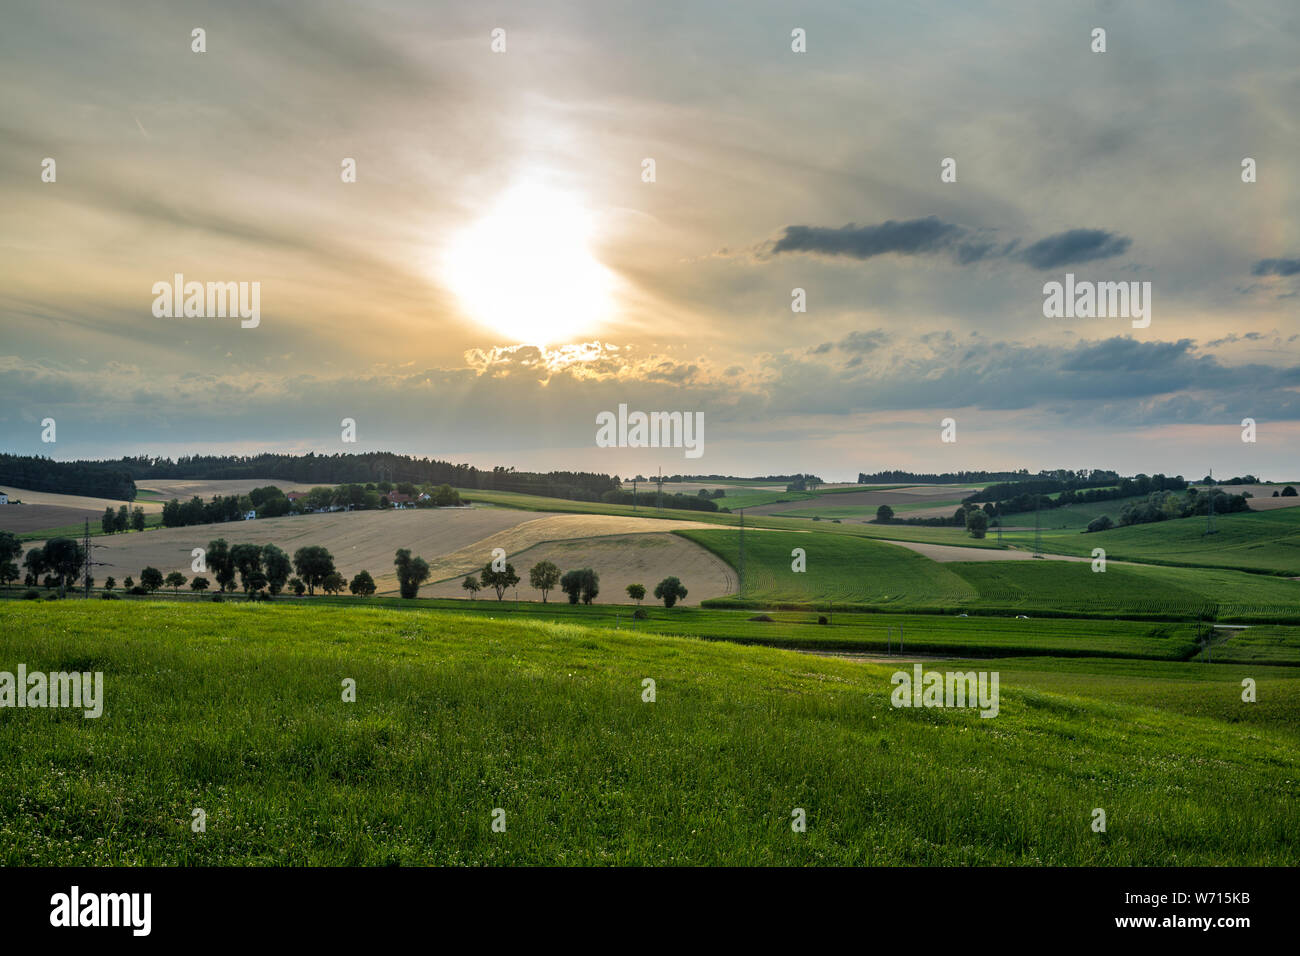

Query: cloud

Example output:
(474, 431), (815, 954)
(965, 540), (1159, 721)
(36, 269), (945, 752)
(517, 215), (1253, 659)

(760, 218), (1131, 272)
(1017, 229), (1132, 270)
(838, 330), (890, 353)
(1252, 258), (1300, 277)
(1206, 332), (1264, 347)
(765, 216), (1002, 265)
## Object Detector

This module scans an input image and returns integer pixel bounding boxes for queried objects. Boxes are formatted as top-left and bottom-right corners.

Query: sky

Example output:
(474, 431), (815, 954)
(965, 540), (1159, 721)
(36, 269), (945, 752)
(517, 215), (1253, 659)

(2, 0), (1298, 481)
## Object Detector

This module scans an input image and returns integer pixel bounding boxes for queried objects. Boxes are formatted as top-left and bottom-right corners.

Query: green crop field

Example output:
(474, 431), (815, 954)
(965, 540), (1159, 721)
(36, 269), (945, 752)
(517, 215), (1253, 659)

(679, 529), (979, 607)
(675, 526), (1300, 621)
(1189, 625), (1300, 665)
(1002, 507), (1300, 575)
(996, 495), (1148, 531)
(773, 499), (963, 520)
(3, 601), (1296, 865)
(946, 561), (1300, 621)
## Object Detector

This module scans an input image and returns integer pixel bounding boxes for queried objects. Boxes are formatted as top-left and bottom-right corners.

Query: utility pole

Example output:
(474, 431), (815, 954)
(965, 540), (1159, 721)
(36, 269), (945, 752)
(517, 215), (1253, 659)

(80, 518), (105, 598)
(656, 467), (664, 512)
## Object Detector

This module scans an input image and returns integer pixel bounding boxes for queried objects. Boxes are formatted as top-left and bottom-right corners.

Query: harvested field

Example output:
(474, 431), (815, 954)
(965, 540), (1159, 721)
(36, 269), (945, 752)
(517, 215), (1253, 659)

(0, 485), (161, 513)
(423, 532), (736, 604)
(29, 507), (721, 593)
(0, 503), (105, 535)
(138, 478), (306, 500)
(1246, 495), (1300, 512)
(28, 507), (535, 590)
(415, 514), (726, 593)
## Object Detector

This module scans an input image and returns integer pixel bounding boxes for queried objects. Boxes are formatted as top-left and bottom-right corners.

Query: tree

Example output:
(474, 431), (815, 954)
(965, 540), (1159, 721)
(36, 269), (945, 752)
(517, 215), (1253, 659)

(140, 566), (164, 592)
(626, 583), (646, 605)
(480, 561), (520, 600)
(0, 561), (19, 589)
(207, 539), (236, 592)
(461, 575), (481, 598)
(653, 576), (688, 608)
(164, 571), (186, 593)
(261, 544), (292, 596)
(104, 576), (116, 591)
(0, 531), (20, 587)
(560, 568), (599, 605)
(289, 577), (306, 596)
(115, 504), (129, 532)
(23, 546), (47, 587)
(349, 570), (376, 596)
(965, 509), (988, 539)
(393, 548), (432, 599)
(123, 576), (134, 590)
(876, 504), (894, 523)
(102, 506), (118, 535)
(230, 543), (263, 593)
(43, 537), (85, 595)
(190, 576), (209, 593)
(292, 545), (336, 595)
(1283, 486), (1298, 497)
(321, 571), (346, 595)
(131, 507), (146, 531)
(529, 560), (560, 602)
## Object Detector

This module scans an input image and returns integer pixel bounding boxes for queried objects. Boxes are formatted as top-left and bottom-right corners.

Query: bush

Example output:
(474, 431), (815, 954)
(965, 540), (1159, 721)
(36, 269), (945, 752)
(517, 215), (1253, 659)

(1085, 515), (1114, 533)
(632, 608), (649, 620)
(818, 615), (829, 625)
(1283, 486), (1298, 497)
(22, 589), (39, 600)
(211, 593), (224, 602)
(100, 592), (120, 600)
(128, 586), (148, 595)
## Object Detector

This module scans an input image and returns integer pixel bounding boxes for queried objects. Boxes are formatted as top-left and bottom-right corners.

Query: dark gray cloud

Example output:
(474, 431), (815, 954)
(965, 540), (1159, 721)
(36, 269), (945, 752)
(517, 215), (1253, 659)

(1017, 229), (1132, 270)
(764, 218), (1131, 271)
(767, 216), (1002, 265)
(838, 330), (890, 353)
(1206, 332), (1264, 347)
(1252, 258), (1300, 277)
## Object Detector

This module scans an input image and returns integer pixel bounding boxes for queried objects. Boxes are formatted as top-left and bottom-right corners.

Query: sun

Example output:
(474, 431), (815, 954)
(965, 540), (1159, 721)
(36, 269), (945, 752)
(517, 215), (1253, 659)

(442, 182), (616, 344)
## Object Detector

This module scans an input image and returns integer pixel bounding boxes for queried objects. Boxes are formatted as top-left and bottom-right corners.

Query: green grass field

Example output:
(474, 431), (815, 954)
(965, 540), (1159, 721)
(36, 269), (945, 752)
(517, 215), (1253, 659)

(3, 601), (1296, 865)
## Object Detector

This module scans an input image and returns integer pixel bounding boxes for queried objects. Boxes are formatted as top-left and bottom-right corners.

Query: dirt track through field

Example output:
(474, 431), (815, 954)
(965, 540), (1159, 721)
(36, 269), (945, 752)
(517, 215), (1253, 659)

(880, 540), (1093, 563)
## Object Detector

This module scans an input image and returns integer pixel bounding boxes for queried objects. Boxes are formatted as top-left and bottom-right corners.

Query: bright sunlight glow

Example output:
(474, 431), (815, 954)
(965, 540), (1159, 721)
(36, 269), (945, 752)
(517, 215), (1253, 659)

(443, 182), (617, 344)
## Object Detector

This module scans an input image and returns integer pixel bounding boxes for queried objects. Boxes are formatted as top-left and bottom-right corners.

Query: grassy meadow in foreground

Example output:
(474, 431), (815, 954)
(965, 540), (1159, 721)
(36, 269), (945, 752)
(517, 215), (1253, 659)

(1, 602), (1296, 865)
